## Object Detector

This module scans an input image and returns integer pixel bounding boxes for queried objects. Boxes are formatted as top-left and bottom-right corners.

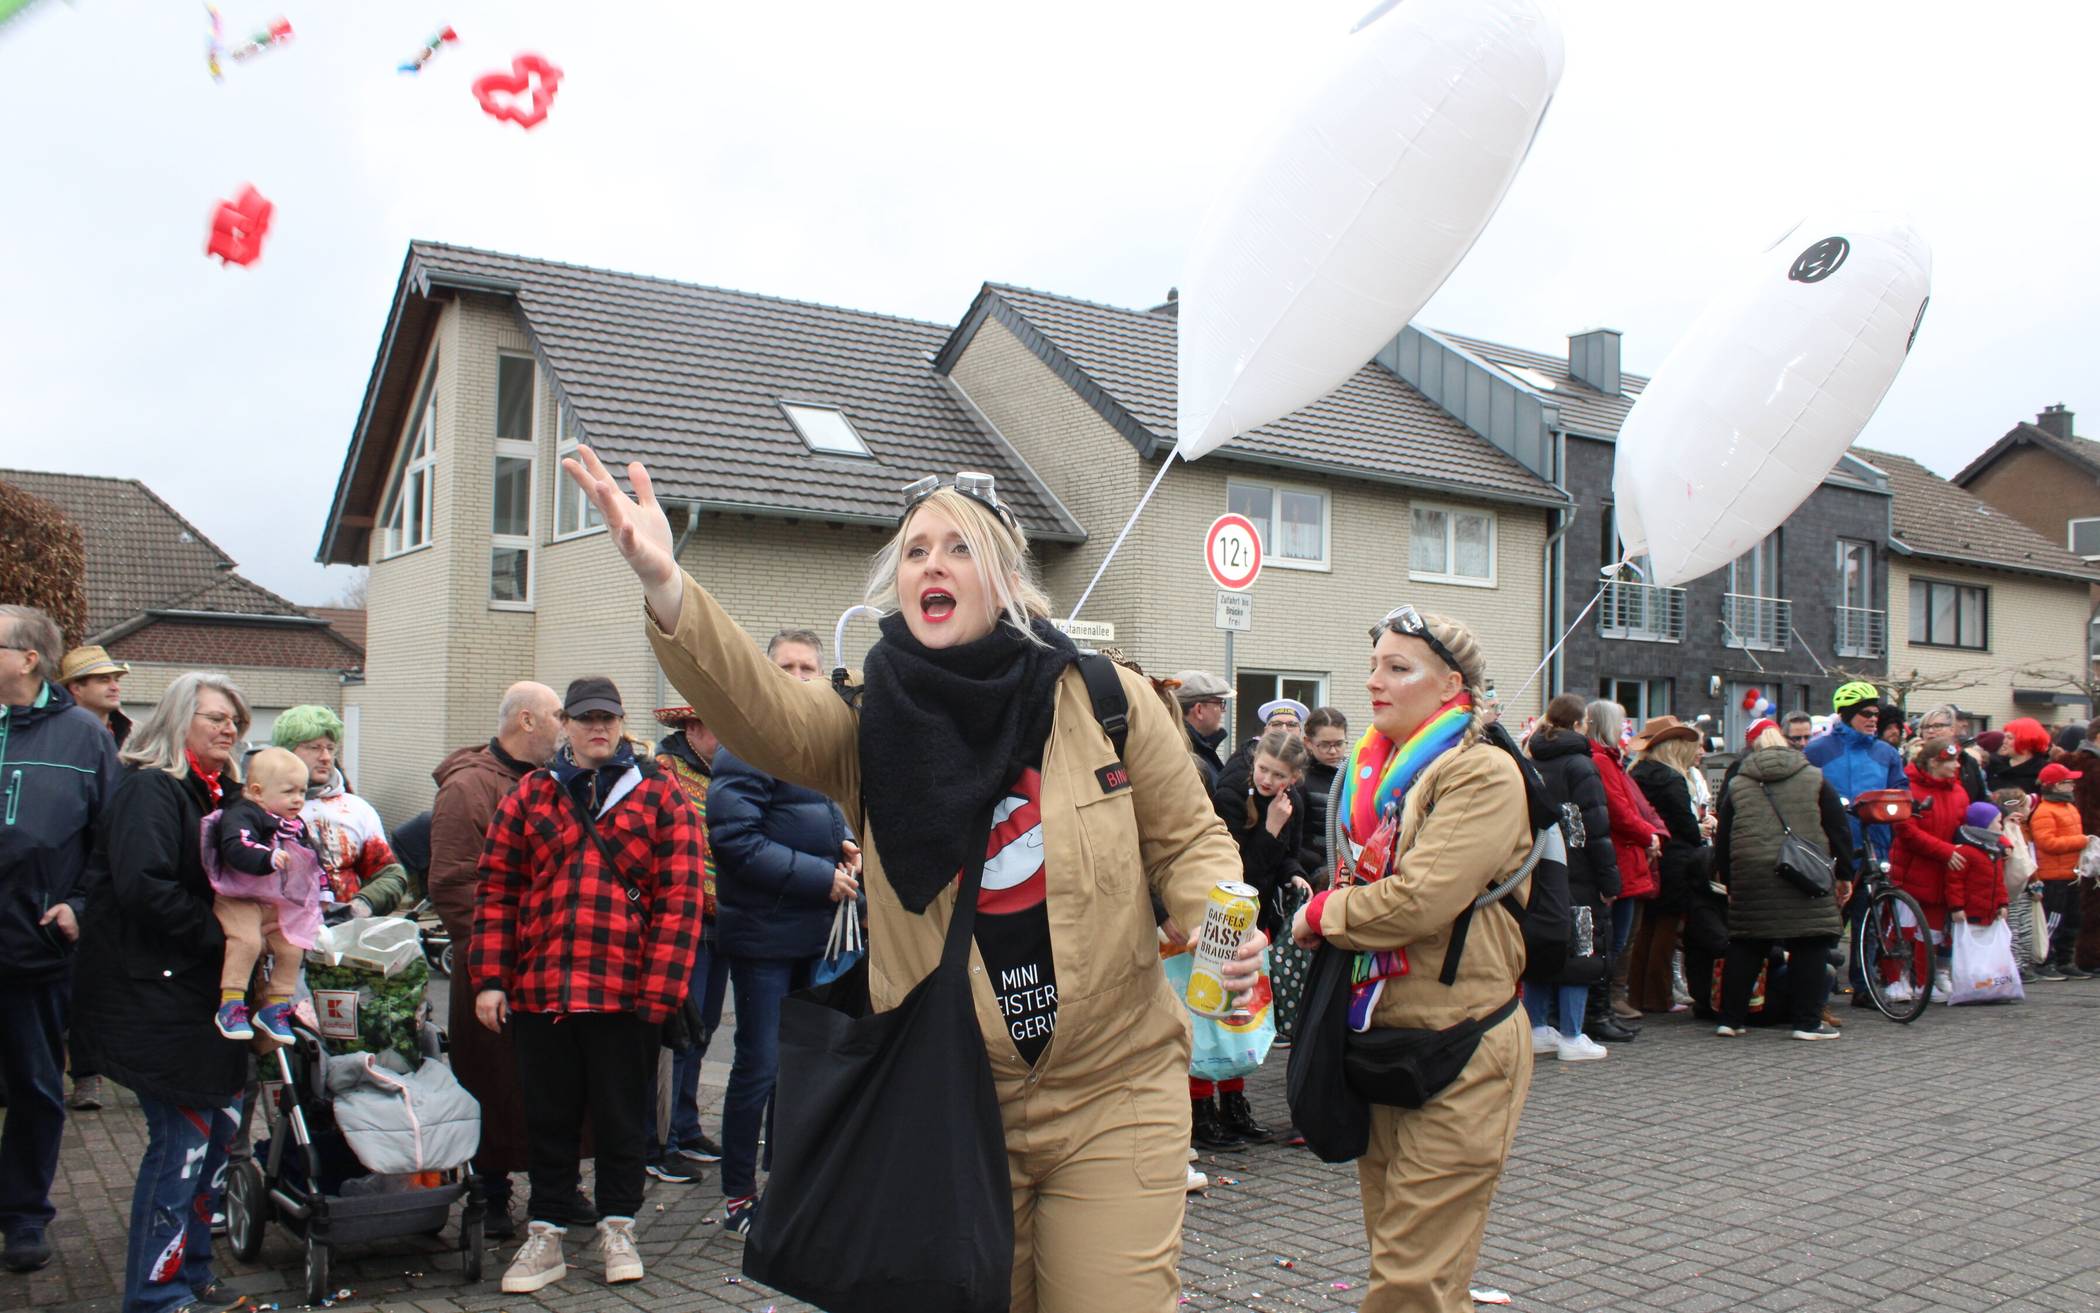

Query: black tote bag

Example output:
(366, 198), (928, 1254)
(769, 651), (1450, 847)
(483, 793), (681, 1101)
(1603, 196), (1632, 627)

(1284, 941), (1371, 1164)
(742, 802), (1011, 1313)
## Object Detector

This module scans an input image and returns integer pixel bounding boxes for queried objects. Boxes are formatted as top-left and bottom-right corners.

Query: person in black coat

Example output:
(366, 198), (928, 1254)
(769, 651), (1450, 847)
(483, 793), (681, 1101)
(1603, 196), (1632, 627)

(70, 673), (253, 1313)
(1627, 725), (1711, 1014)
(1299, 708), (1349, 886)
(1211, 729), (1312, 941)
(1527, 696), (1627, 1055)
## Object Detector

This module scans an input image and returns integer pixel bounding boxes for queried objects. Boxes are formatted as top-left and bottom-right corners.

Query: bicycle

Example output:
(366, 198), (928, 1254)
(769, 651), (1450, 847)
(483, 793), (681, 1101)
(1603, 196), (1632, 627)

(1847, 789), (1934, 1022)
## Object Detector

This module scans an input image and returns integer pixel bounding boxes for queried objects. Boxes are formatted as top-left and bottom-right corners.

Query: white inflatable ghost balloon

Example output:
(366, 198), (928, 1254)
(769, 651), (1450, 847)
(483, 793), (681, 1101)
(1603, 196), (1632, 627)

(1173, 0), (1564, 461)
(1613, 215), (1932, 589)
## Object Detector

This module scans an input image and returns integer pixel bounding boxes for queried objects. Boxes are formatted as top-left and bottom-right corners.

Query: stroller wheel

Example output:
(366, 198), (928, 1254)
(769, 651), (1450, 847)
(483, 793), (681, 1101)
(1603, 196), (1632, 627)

(226, 1159), (269, 1262)
(440, 943), (455, 977)
(303, 1232), (332, 1306)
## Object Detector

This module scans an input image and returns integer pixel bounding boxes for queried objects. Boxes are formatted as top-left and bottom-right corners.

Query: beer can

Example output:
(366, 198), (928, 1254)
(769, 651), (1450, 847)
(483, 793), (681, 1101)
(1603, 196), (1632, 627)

(1184, 881), (1259, 1018)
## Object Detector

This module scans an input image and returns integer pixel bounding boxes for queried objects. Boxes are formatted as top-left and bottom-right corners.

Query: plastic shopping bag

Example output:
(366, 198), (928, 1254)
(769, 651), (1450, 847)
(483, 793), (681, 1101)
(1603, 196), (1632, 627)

(1947, 919), (2023, 1005)
(308, 916), (430, 1064)
(1163, 949), (1275, 1082)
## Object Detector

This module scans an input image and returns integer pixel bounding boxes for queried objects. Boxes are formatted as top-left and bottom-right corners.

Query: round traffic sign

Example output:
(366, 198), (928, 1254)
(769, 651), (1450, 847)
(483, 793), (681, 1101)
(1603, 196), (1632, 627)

(1205, 514), (1263, 592)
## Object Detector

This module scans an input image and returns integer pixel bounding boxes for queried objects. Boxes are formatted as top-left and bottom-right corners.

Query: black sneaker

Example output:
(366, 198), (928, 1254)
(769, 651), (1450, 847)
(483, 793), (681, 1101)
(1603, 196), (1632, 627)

(721, 1196), (756, 1236)
(673, 1134), (723, 1165)
(187, 1280), (252, 1313)
(3, 1228), (50, 1273)
(645, 1157), (697, 1184)
(1190, 1097), (1245, 1153)
(2062, 965), (2096, 980)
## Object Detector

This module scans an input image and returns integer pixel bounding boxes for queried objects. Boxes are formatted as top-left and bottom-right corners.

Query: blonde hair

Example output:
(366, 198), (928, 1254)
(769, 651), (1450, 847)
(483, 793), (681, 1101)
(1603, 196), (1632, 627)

(1414, 611), (1493, 751)
(121, 671), (251, 779)
(1646, 736), (1701, 776)
(244, 747), (307, 794)
(865, 487), (1053, 644)
(1750, 726), (1789, 751)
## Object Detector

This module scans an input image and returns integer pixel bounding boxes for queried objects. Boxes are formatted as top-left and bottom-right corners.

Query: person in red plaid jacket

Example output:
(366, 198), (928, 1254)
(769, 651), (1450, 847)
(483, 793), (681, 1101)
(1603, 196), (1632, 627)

(471, 676), (702, 1295)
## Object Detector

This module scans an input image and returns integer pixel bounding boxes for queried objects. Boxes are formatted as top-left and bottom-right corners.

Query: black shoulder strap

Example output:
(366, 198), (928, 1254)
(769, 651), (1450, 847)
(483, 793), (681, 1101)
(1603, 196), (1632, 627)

(1077, 653), (1130, 759)
(562, 780), (650, 929)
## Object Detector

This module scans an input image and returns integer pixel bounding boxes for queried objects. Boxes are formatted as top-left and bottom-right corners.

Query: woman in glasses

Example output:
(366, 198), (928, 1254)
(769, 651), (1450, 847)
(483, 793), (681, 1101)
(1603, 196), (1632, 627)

(1288, 605), (1534, 1312)
(564, 450), (1257, 1312)
(1300, 707), (1350, 878)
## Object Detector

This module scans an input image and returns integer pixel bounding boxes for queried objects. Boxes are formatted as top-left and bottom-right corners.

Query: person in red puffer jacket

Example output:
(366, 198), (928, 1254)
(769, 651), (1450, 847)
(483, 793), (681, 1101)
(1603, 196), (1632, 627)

(1585, 700), (1661, 1022)
(1947, 800), (2011, 930)
(1891, 740), (1968, 994)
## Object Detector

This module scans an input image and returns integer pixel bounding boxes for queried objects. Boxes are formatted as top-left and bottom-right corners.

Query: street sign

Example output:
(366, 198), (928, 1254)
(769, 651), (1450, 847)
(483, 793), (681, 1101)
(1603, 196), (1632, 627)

(1205, 513), (1262, 592)
(1215, 591), (1252, 632)
(1055, 618), (1116, 644)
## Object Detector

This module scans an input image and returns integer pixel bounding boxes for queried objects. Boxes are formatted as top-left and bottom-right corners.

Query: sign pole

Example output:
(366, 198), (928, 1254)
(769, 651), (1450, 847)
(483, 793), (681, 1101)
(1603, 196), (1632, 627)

(1224, 629), (1235, 723)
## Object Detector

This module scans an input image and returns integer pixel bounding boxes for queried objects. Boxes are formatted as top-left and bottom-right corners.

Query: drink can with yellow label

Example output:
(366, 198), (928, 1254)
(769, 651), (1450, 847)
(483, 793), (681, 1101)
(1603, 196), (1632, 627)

(1184, 881), (1258, 1018)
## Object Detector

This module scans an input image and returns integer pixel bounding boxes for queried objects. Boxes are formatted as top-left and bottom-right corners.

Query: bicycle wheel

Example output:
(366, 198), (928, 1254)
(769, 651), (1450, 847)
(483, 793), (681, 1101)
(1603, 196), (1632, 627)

(1860, 888), (1933, 1022)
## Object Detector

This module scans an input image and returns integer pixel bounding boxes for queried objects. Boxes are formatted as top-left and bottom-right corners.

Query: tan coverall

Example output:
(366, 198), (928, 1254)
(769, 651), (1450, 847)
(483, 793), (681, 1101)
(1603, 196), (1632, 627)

(648, 574), (1242, 1312)
(1316, 739), (1535, 1313)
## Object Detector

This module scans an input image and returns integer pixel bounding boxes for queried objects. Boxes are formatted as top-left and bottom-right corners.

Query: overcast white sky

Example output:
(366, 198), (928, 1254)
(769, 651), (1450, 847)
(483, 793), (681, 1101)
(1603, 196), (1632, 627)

(3, 1), (2095, 605)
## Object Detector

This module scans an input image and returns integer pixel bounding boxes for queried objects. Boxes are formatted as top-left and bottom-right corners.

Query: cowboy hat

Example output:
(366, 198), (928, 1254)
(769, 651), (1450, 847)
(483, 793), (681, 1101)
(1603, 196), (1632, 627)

(1629, 715), (1699, 752)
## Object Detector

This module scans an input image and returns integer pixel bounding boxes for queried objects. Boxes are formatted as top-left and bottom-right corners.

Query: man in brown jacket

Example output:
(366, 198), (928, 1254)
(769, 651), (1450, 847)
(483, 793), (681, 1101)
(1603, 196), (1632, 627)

(428, 680), (561, 1238)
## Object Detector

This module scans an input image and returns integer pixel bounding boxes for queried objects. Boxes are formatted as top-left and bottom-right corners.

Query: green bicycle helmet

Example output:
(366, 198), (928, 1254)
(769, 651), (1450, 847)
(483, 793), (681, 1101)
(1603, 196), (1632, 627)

(1831, 680), (1881, 713)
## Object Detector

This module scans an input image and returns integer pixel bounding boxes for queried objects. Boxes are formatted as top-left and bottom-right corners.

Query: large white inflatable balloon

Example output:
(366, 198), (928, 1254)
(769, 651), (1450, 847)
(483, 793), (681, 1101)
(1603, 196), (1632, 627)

(1612, 214), (1932, 588)
(1174, 0), (1564, 460)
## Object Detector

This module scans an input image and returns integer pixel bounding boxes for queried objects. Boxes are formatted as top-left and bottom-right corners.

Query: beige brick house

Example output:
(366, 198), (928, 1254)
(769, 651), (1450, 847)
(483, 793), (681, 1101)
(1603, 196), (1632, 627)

(1853, 448), (2100, 729)
(319, 244), (1568, 824)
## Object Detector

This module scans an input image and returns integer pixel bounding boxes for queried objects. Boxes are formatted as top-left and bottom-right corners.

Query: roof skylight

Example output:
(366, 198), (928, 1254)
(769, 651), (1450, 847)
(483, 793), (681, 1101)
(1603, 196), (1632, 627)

(781, 403), (871, 457)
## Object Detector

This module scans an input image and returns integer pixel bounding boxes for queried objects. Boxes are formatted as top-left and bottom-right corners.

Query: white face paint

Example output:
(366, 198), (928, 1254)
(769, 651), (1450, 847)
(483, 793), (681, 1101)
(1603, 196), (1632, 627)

(1365, 630), (1463, 741)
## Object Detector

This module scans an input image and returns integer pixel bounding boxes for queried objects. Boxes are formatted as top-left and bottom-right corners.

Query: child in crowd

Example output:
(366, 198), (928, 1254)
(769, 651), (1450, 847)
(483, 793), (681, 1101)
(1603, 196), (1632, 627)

(2028, 762), (2089, 980)
(1992, 788), (2046, 982)
(204, 746), (324, 1044)
(1948, 801), (2011, 934)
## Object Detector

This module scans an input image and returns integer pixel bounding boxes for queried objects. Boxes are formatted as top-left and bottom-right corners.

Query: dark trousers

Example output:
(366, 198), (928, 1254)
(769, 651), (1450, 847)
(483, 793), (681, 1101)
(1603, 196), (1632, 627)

(0, 977), (69, 1237)
(646, 938), (729, 1156)
(1721, 935), (1836, 1030)
(720, 955), (812, 1199)
(124, 1096), (239, 1313)
(512, 1011), (659, 1224)
(2043, 881), (2083, 968)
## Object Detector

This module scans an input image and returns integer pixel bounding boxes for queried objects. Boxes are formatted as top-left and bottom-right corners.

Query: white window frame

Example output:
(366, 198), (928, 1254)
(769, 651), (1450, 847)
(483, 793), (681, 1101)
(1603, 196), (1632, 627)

(2070, 516), (2100, 560)
(552, 399), (606, 541)
(1408, 501), (1498, 588)
(1225, 478), (1331, 572)
(490, 354), (538, 610)
(780, 401), (872, 457)
(378, 358), (439, 559)
(1234, 670), (1329, 742)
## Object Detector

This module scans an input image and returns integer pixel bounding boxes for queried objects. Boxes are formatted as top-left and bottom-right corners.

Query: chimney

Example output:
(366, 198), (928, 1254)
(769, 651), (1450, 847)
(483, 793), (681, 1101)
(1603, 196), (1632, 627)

(1148, 286), (1180, 319)
(2037, 403), (2075, 440)
(1568, 327), (1621, 396)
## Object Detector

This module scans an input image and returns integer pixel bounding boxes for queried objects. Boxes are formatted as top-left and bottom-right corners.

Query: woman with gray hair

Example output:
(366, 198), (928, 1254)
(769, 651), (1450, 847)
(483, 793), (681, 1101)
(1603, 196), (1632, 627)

(1585, 699), (1662, 1022)
(71, 672), (256, 1313)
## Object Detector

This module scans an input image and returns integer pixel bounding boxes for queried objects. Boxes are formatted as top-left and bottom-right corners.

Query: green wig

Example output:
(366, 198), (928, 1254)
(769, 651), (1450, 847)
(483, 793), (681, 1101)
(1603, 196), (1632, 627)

(272, 705), (345, 748)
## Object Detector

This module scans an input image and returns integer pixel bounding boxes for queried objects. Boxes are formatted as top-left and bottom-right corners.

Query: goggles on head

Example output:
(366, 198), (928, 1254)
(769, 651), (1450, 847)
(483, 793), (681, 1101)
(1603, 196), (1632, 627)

(1369, 604), (1464, 677)
(899, 471), (1018, 532)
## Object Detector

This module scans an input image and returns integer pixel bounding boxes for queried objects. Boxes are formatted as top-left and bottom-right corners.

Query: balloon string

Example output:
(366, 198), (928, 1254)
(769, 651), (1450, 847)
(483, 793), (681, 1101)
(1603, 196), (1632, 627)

(1066, 450), (1179, 624)
(1507, 558), (1640, 711)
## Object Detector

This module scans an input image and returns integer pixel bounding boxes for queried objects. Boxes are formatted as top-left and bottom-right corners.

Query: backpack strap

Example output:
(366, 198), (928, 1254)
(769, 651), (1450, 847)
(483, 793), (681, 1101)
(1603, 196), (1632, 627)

(1076, 653), (1130, 759)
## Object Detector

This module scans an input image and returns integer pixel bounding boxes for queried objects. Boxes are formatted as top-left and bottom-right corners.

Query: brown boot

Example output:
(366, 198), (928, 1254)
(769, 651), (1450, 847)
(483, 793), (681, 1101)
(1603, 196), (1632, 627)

(1610, 954), (1642, 1020)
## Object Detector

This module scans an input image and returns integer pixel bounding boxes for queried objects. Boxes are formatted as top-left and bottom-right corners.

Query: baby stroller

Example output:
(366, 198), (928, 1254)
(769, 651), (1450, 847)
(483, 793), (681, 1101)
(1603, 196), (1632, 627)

(223, 918), (485, 1303)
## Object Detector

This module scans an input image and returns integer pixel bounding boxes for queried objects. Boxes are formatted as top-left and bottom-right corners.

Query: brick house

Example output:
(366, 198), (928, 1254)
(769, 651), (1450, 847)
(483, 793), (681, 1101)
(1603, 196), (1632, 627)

(1854, 447), (2099, 728)
(1951, 405), (2100, 675)
(318, 244), (1573, 822)
(0, 469), (364, 744)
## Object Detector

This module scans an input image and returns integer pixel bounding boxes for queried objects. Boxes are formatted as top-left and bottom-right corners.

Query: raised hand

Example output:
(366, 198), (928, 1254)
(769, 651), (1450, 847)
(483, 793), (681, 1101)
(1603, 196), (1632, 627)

(560, 446), (683, 627)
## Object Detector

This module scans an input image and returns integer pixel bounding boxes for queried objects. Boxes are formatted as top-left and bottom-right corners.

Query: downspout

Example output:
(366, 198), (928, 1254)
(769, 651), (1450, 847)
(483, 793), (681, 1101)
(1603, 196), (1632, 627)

(1541, 429), (1575, 708)
(653, 501), (704, 711)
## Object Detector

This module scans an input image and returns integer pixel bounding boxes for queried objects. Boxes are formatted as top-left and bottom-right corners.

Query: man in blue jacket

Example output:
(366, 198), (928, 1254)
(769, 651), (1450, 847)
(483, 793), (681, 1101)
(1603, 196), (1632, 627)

(0, 607), (119, 1273)
(1804, 681), (1905, 1005)
(707, 628), (859, 1237)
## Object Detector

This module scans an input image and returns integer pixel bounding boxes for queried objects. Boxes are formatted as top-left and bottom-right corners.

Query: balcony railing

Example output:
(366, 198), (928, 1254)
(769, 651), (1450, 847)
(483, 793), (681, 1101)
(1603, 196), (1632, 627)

(1598, 580), (1687, 642)
(1835, 606), (1886, 659)
(1722, 593), (1792, 651)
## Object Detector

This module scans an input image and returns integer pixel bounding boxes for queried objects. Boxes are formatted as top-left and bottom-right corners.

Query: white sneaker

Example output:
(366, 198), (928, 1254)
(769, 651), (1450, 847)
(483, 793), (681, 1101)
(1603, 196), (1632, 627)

(1185, 1164), (1210, 1193)
(1934, 971), (1953, 997)
(1556, 1033), (1607, 1062)
(501, 1221), (566, 1294)
(598, 1216), (642, 1284)
(1530, 1025), (1563, 1055)
(1883, 979), (1913, 1002)
(1186, 1146), (1199, 1163)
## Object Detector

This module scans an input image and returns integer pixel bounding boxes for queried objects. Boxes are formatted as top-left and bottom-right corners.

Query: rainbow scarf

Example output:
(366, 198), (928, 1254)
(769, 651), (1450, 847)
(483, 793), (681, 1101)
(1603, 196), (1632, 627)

(1337, 693), (1474, 846)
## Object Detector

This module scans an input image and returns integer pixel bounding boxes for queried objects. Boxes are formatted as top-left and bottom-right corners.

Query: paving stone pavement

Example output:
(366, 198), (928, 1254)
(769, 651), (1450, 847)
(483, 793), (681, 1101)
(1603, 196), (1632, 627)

(16, 981), (2100, 1313)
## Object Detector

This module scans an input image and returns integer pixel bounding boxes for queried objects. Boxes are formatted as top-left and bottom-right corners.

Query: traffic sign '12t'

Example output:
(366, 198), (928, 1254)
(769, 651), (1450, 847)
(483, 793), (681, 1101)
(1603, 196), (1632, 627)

(1206, 514), (1262, 592)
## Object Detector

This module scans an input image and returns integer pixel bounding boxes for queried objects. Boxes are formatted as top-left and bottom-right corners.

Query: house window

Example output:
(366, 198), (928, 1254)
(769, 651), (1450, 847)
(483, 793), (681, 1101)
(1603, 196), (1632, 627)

(781, 402), (871, 457)
(2071, 517), (2100, 559)
(1909, 578), (1988, 649)
(1409, 504), (1496, 585)
(380, 378), (437, 557)
(1234, 671), (1326, 742)
(1729, 532), (1781, 597)
(1601, 678), (1674, 730)
(1227, 480), (1328, 569)
(553, 401), (605, 539)
(1836, 540), (1873, 609)
(492, 355), (536, 607)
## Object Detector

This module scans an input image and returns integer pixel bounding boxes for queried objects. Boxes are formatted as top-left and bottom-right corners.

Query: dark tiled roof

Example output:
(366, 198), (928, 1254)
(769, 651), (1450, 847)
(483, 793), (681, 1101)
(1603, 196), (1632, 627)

(310, 607), (368, 655)
(377, 243), (1081, 545)
(0, 469), (313, 638)
(966, 286), (1566, 506)
(1951, 421), (2100, 488)
(1434, 331), (1648, 440)
(1852, 447), (2100, 583)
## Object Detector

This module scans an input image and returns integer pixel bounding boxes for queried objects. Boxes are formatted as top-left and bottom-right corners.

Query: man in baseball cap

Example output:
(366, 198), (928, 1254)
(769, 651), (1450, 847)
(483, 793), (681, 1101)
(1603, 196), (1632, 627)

(1173, 671), (1233, 790)
(56, 646), (129, 749)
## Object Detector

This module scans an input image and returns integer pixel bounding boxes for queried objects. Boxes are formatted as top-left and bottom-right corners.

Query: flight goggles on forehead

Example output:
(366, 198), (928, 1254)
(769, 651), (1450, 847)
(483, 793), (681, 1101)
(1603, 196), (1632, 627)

(898, 471), (1018, 531)
(1369, 604), (1463, 675)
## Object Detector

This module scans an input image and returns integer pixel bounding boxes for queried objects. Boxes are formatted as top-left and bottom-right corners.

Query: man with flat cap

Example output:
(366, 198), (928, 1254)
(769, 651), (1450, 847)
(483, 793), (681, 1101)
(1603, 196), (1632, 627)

(1174, 671), (1234, 791)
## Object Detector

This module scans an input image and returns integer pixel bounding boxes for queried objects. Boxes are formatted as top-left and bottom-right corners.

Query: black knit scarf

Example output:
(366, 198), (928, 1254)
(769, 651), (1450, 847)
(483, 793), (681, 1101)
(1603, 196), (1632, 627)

(859, 612), (1079, 913)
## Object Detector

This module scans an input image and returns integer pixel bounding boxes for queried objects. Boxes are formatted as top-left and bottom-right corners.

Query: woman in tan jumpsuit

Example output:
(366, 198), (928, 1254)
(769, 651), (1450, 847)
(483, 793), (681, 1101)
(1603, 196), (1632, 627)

(1292, 607), (1534, 1313)
(565, 450), (1259, 1312)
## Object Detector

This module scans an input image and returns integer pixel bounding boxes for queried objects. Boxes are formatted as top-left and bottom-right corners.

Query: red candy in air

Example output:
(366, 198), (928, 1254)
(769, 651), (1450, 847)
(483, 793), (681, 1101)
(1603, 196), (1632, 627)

(205, 185), (274, 267)
(472, 54), (563, 130)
